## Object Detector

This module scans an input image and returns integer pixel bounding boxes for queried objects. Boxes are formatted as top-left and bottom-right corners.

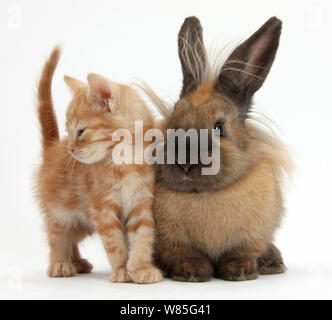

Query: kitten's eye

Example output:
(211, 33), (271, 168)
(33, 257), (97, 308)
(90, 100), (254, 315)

(77, 128), (86, 138)
(214, 121), (225, 137)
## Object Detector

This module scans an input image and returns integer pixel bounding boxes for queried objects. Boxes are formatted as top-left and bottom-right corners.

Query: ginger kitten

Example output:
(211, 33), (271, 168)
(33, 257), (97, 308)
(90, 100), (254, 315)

(35, 47), (162, 284)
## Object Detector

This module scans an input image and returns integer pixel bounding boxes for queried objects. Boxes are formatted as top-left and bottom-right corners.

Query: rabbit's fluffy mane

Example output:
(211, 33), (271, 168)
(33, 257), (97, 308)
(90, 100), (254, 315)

(138, 40), (293, 187)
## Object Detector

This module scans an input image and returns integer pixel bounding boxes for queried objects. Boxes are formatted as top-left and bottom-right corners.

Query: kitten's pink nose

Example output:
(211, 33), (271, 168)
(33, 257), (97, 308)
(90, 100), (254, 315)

(67, 148), (75, 154)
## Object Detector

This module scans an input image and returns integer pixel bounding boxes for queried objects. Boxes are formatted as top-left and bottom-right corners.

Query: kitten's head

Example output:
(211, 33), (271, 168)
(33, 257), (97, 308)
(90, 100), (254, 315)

(64, 74), (152, 164)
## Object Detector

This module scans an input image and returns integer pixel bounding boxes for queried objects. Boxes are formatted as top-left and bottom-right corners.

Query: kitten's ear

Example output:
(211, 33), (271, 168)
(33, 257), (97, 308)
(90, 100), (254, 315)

(87, 73), (112, 111)
(64, 76), (87, 95)
(178, 16), (207, 98)
(216, 17), (282, 113)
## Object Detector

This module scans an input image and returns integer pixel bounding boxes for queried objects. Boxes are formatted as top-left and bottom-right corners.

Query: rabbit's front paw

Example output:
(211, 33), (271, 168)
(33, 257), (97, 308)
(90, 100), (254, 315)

(217, 259), (258, 281)
(171, 258), (213, 282)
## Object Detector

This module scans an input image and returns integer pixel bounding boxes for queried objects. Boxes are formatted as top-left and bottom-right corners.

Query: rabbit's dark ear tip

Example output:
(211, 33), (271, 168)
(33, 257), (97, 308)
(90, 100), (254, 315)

(182, 16), (201, 26)
(184, 16), (199, 22)
(266, 16), (282, 28)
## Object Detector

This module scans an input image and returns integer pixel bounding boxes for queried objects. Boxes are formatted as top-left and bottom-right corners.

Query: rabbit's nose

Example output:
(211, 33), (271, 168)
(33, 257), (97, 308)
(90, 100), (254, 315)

(178, 163), (192, 174)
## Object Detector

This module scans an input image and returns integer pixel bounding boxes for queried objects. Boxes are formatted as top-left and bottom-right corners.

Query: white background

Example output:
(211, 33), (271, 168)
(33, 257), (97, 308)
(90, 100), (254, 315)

(1, 0), (331, 300)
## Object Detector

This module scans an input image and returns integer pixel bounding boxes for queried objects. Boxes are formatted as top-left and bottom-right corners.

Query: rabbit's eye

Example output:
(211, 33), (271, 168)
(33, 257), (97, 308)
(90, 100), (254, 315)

(214, 122), (225, 137)
(77, 128), (86, 138)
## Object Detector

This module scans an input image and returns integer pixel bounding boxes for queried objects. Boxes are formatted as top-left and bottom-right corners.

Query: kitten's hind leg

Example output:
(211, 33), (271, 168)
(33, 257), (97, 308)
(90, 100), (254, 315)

(46, 220), (77, 277)
(126, 200), (163, 284)
(257, 243), (287, 275)
(71, 243), (93, 274)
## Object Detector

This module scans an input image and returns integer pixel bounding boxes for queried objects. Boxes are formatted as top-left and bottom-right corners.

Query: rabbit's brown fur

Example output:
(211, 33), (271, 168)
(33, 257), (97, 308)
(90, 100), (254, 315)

(152, 17), (292, 281)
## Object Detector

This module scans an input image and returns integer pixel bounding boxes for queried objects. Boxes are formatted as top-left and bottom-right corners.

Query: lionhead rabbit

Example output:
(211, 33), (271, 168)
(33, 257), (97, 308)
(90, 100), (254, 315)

(152, 16), (292, 281)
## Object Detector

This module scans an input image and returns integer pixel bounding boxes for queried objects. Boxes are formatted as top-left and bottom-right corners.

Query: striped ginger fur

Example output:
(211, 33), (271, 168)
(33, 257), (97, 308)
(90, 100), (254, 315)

(35, 47), (162, 284)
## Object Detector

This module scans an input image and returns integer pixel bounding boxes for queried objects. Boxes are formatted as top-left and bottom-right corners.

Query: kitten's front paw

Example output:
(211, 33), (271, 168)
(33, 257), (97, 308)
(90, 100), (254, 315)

(47, 261), (77, 277)
(217, 260), (258, 281)
(128, 266), (163, 284)
(109, 267), (130, 283)
(72, 259), (93, 274)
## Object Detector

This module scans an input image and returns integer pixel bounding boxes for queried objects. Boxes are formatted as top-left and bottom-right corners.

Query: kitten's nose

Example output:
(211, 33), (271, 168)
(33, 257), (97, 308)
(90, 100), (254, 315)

(178, 163), (192, 174)
(67, 148), (75, 154)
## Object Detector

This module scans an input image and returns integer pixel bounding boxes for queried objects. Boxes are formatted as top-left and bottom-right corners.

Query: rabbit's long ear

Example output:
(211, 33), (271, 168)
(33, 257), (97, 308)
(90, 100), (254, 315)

(178, 16), (207, 98)
(216, 17), (282, 114)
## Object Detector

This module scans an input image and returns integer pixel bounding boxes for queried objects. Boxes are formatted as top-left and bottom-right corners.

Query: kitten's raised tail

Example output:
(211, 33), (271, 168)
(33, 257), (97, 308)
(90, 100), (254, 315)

(37, 46), (60, 152)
